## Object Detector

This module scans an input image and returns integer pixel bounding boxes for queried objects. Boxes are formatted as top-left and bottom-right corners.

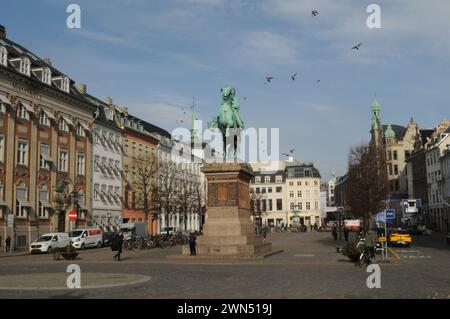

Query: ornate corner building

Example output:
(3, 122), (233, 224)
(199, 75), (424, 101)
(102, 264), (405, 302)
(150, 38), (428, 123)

(0, 25), (95, 249)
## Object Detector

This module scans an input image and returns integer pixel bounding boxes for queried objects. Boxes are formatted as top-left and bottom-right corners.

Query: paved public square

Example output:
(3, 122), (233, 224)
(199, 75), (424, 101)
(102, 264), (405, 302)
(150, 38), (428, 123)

(0, 231), (449, 299)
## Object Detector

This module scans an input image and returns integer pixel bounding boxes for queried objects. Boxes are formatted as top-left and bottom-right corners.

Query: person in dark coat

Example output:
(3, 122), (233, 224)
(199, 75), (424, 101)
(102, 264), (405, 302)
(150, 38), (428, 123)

(111, 230), (124, 261)
(189, 233), (197, 256)
(5, 236), (11, 252)
(332, 225), (338, 241)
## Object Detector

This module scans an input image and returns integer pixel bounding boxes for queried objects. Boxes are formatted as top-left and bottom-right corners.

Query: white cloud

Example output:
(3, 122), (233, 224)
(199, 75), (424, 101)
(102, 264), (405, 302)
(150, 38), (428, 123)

(232, 31), (300, 71)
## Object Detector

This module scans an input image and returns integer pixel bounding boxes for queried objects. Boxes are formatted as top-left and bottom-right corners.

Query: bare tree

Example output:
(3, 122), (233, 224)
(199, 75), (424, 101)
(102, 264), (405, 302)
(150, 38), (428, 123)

(152, 160), (181, 235)
(347, 142), (389, 231)
(130, 154), (158, 234)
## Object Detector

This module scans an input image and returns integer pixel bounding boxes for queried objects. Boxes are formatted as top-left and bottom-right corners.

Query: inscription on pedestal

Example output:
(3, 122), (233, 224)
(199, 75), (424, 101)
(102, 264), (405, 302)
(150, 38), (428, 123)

(218, 184), (228, 202)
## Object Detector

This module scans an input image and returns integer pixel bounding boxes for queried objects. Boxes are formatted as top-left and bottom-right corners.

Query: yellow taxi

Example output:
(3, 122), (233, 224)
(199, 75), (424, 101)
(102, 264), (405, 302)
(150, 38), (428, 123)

(388, 229), (412, 247)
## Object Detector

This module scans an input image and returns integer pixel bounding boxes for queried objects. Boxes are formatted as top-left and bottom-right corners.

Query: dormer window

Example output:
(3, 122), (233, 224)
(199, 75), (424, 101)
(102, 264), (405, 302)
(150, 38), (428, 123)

(10, 57), (31, 76)
(0, 46), (7, 66)
(52, 76), (70, 93)
(32, 67), (52, 85)
(20, 57), (30, 76)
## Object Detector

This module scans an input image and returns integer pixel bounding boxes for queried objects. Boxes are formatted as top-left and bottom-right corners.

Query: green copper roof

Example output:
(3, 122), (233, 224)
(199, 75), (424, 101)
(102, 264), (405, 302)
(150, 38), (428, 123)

(371, 98), (380, 110)
(385, 124), (396, 139)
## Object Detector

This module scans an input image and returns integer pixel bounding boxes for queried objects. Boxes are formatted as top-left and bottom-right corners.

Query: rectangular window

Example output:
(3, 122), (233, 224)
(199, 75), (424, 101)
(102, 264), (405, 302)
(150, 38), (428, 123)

(276, 199), (282, 211)
(268, 187), (272, 193)
(388, 151), (392, 161)
(306, 202), (311, 210)
(388, 163), (393, 175)
(59, 149), (68, 172)
(298, 191), (302, 197)
(393, 151), (398, 160)
(276, 187), (282, 193)
(275, 176), (282, 183)
(39, 111), (49, 126)
(268, 199), (273, 211)
(17, 140), (28, 166)
(94, 184), (100, 200)
(0, 135), (4, 163)
(77, 154), (85, 175)
(40, 144), (50, 169)
(59, 118), (69, 132)
(77, 124), (85, 137)
(394, 165), (399, 175)
(289, 181), (294, 186)
(255, 176), (261, 183)
(299, 202), (302, 210)
(289, 191), (294, 198)
(264, 176), (271, 183)
(315, 202), (318, 210)
(17, 104), (29, 120)
(94, 155), (100, 171)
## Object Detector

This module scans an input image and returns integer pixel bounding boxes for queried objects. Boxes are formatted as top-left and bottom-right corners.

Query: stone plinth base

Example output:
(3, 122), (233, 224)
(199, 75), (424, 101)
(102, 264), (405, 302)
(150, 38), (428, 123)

(182, 163), (272, 258)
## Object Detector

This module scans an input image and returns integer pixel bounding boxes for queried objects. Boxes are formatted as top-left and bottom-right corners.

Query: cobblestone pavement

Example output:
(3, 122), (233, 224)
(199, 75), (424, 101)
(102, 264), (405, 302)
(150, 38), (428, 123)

(0, 231), (449, 299)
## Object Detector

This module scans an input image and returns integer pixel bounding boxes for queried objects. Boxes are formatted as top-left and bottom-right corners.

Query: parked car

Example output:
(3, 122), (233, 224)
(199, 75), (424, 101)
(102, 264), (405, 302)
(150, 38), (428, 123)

(69, 228), (103, 249)
(29, 233), (70, 254)
(388, 229), (412, 247)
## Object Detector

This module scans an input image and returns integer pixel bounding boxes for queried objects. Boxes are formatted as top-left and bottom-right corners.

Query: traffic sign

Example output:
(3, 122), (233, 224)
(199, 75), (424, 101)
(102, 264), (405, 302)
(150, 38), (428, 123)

(69, 210), (78, 221)
(386, 209), (395, 219)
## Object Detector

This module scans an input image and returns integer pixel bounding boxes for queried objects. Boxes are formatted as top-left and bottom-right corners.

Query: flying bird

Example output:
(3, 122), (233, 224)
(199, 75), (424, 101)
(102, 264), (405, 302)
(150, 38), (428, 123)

(265, 76), (274, 84)
(312, 10), (319, 16)
(291, 73), (298, 81)
(289, 149), (295, 154)
(352, 43), (362, 50)
(316, 79), (321, 83)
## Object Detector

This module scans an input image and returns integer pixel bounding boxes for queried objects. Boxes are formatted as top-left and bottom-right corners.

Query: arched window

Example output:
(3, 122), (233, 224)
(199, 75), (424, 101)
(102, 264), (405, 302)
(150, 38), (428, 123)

(20, 57), (30, 76)
(0, 46), (7, 66)
(42, 67), (52, 85)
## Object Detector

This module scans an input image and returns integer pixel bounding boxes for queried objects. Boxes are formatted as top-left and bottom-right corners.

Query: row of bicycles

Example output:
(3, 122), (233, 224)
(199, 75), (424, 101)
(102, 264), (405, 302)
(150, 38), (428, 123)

(122, 233), (189, 251)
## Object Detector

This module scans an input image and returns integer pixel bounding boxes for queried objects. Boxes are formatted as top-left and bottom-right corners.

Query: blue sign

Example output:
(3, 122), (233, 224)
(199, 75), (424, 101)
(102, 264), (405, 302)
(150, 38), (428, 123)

(114, 216), (123, 225)
(386, 209), (395, 219)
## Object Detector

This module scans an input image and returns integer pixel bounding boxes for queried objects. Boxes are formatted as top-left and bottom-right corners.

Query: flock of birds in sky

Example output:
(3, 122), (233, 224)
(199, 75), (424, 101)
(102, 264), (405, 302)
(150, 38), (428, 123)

(173, 7), (363, 158)
(264, 9), (362, 86)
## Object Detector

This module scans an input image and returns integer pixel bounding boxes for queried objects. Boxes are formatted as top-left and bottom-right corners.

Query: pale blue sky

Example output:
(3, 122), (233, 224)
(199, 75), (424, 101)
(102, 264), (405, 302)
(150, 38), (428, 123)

(1, 0), (449, 180)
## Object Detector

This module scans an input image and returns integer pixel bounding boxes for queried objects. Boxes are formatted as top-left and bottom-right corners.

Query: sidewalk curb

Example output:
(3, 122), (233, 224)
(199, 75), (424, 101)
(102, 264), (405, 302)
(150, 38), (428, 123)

(0, 252), (29, 258)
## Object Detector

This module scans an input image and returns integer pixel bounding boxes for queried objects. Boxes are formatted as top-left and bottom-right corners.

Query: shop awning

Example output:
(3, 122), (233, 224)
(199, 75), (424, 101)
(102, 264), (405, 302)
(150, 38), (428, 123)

(60, 114), (74, 126)
(17, 198), (32, 207)
(78, 121), (90, 132)
(0, 93), (11, 105)
(41, 153), (54, 164)
(19, 100), (35, 113)
(41, 108), (56, 120)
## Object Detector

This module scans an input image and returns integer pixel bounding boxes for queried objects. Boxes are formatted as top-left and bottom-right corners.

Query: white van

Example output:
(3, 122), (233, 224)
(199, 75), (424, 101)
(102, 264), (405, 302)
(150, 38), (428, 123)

(69, 228), (103, 249)
(29, 233), (70, 254)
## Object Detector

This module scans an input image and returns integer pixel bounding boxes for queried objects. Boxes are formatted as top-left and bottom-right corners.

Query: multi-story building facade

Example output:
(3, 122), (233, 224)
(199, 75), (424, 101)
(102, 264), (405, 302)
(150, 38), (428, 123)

(440, 149), (450, 232)
(370, 98), (419, 197)
(0, 26), (95, 249)
(82, 94), (124, 230)
(285, 163), (322, 227)
(115, 105), (160, 234)
(425, 126), (450, 232)
(250, 169), (287, 228)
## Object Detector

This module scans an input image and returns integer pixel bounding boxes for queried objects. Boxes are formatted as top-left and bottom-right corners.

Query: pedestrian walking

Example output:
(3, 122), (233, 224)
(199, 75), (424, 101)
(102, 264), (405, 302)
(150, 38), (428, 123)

(314, 223), (318, 232)
(310, 224), (313, 232)
(365, 227), (378, 259)
(332, 226), (338, 241)
(189, 232), (197, 256)
(111, 230), (124, 261)
(262, 227), (268, 243)
(5, 235), (11, 252)
(344, 227), (349, 242)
